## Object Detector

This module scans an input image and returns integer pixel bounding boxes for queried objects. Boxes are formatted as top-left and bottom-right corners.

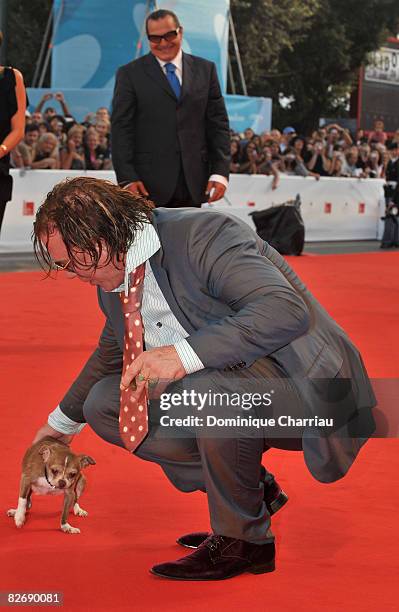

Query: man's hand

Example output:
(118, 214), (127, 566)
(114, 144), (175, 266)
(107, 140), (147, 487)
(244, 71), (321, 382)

(126, 181), (149, 197)
(206, 180), (226, 203)
(120, 346), (186, 398)
(32, 423), (75, 446)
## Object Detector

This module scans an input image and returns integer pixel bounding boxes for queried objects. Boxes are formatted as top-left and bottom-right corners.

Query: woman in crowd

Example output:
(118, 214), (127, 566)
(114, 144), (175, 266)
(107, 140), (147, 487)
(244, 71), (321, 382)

(305, 139), (331, 176)
(60, 125), (85, 170)
(230, 139), (241, 173)
(251, 134), (262, 151)
(329, 150), (345, 177)
(48, 115), (67, 146)
(38, 121), (48, 136)
(0, 31), (26, 234)
(84, 128), (112, 170)
(94, 118), (111, 157)
(237, 141), (259, 174)
(31, 132), (60, 169)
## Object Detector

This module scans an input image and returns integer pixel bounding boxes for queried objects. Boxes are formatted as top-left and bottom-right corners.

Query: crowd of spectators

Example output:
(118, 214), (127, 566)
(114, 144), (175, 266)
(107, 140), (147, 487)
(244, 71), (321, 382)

(11, 94), (399, 193)
(11, 92), (112, 171)
(229, 119), (399, 188)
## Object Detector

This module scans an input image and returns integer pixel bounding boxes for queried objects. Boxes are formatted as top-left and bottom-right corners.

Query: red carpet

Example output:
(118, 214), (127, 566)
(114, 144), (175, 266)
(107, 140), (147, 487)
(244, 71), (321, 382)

(1, 252), (398, 611)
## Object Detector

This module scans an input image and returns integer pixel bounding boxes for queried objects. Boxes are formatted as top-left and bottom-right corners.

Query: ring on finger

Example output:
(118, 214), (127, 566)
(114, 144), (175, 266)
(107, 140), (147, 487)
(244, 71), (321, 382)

(137, 373), (147, 382)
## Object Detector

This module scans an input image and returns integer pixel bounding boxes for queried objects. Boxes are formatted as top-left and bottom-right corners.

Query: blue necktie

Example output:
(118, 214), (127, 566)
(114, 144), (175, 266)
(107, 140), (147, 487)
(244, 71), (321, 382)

(165, 62), (181, 99)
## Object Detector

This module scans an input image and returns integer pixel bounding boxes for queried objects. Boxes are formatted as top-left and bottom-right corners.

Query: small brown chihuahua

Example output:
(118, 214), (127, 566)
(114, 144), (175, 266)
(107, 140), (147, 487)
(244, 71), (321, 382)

(7, 436), (95, 534)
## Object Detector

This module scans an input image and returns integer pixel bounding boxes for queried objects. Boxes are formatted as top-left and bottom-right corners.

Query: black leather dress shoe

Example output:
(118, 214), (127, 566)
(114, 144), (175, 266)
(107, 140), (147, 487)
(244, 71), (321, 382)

(151, 534), (275, 581)
(177, 478), (288, 549)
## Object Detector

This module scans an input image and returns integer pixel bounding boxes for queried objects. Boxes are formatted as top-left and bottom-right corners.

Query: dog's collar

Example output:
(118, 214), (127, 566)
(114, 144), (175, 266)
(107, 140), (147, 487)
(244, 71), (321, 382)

(44, 466), (56, 489)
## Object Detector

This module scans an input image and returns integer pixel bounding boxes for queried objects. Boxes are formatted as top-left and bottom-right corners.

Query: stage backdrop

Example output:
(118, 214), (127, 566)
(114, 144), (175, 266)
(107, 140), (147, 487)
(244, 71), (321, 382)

(0, 171), (385, 253)
(52, 0), (230, 93)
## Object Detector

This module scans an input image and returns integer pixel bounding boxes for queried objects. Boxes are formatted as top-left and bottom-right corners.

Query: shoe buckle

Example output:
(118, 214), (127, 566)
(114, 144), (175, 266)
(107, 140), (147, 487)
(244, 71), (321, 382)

(206, 536), (224, 552)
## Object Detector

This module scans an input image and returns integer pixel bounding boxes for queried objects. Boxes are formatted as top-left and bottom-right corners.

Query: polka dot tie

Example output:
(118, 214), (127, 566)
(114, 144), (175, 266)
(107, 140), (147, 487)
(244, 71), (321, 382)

(118, 264), (148, 452)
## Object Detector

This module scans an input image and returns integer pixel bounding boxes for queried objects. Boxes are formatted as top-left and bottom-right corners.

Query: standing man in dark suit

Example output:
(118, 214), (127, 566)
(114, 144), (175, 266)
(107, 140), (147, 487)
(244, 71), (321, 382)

(32, 177), (376, 581)
(111, 9), (230, 207)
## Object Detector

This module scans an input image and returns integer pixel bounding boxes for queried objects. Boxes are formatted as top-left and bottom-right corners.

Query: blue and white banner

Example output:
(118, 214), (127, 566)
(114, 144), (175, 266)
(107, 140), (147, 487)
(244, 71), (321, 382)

(225, 95), (272, 134)
(52, 0), (230, 92)
(27, 88), (272, 134)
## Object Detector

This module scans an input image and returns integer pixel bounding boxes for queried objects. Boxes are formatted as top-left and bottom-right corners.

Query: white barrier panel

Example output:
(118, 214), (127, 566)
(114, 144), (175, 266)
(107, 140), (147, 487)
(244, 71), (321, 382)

(1, 170), (115, 253)
(209, 174), (385, 241)
(0, 170), (386, 253)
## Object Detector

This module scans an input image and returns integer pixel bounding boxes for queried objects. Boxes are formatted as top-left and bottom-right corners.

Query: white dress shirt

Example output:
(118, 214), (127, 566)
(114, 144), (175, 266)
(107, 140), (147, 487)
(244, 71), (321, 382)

(48, 221), (205, 434)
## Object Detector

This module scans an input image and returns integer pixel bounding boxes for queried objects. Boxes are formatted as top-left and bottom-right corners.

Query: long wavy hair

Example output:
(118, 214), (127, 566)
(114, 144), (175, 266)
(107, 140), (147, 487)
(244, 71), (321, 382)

(33, 176), (154, 273)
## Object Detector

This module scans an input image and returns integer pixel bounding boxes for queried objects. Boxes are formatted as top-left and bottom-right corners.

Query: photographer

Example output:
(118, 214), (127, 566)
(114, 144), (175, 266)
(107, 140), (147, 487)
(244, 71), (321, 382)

(325, 123), (352, 157)
(282, 146), (320, 180)
(329, 148), (345, 177)
(305, 139), (331, 176)
(256, 146), (280, 189)
(34, 92), (75, 129)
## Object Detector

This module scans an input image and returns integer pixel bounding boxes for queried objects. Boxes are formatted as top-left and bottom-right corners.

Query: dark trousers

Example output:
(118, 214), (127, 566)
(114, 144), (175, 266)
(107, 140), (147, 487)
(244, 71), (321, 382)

(0, 200), (7, 235)
(157, 159), (202, 208)
(82, 360), (302, 543)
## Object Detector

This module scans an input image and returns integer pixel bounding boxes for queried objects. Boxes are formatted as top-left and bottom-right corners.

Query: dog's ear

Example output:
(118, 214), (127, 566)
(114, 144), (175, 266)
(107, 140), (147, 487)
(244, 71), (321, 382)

(38, 445), (51, 463)
(79, 455), (96, 469)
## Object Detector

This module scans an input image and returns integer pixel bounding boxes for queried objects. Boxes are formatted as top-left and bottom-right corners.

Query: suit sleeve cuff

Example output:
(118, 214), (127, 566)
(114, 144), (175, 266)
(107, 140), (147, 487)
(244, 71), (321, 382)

(209, 174), (228, 188)
(174, 340), (205, 374)
(48, 405), (87, 435)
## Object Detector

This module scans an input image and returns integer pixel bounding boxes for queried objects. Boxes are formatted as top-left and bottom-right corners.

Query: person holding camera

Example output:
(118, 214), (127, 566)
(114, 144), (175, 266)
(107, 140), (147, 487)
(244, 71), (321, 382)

(304, 139), (331, 176)
(33, 91), (75, 129)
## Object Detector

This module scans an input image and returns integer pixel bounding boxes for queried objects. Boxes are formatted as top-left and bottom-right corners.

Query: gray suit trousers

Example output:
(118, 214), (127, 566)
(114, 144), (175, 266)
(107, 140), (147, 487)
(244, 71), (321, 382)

(82, 359), (302, 544)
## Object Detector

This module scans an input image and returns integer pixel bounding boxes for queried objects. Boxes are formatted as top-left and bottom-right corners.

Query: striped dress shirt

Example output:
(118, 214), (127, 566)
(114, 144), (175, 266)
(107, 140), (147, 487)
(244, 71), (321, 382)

(48, 220), (204, 434)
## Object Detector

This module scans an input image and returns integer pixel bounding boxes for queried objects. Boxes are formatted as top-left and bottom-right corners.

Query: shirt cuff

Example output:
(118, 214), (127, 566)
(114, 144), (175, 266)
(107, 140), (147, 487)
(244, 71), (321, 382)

(209, 174), (228, 188)
(174, 339), (205, 375)
(48, 405), (87, 435)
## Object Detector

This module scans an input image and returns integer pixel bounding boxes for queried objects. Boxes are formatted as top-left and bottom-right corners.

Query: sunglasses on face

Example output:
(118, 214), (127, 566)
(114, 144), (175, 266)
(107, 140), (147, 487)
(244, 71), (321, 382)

(147, 27), (181, 44)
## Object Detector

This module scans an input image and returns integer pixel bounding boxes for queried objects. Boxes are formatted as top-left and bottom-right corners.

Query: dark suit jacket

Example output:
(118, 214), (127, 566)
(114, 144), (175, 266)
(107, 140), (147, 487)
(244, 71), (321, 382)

(111, 52), (230, 205)
(60, 208), (376, 483)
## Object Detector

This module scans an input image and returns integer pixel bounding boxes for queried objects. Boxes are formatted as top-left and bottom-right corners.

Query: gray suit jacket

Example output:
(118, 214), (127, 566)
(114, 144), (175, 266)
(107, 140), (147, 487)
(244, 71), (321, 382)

(60, 208), (376, 483)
